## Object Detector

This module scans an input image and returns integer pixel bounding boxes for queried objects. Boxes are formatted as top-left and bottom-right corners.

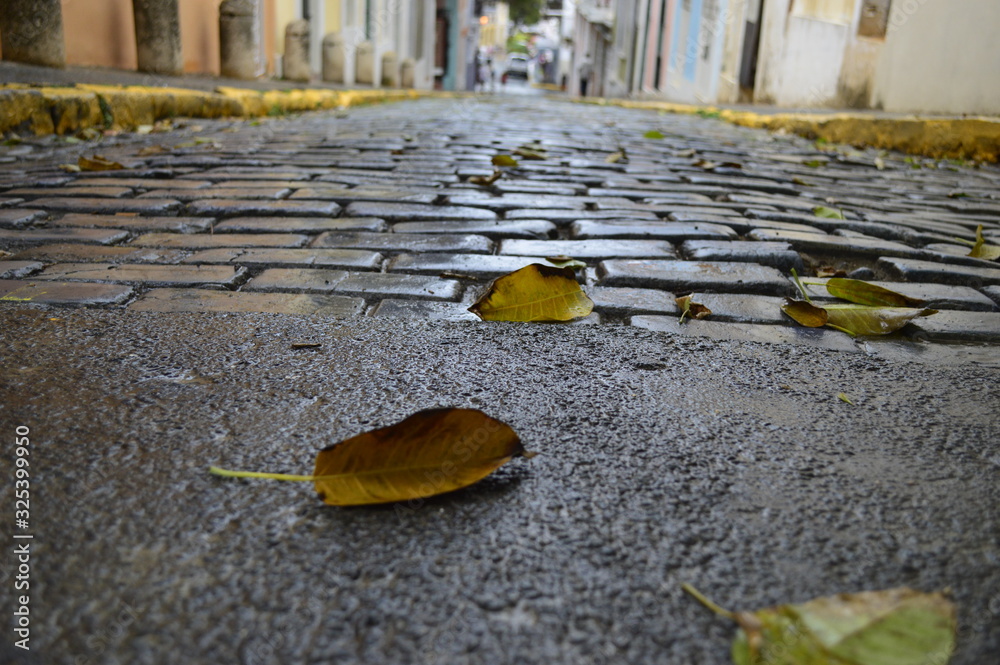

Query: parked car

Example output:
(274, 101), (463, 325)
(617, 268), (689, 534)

(505, 54), (529, 79)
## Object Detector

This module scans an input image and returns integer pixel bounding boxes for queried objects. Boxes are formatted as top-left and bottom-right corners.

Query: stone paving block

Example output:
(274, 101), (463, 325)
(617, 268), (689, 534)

(181, 248), (382, 270)
(631, 315), (860, 353)
(129, 288), (365, 316)
(499, 239), (676, 260)
(859, 339), (1000, 367)
(72, 178), (213, 189)
(139, 187), (293, 201)
(181, 170), (313, 181)
(388, 253), (540, 278)
(684, 293), (790, 325)
(505, 209), (659, 223)
(22, 197), (182, 215)
(214, 217), (387, 234)
(370, 299), (481, 322)
(313, 232), (494, 254)
(0, 279), (133, 307)
(0, 261), (44, 278)
(905, 310), (1000, 343)
(982, 286), (1000, 307)
(598, 260), (794, 296)
(681, 240), (804, 271)
(345, 202), (497, 221)
(680, 175), (801, 195)
(244, 268), (462, 300)
(747, 229), (925, 259)
(0, 228), (130, 247)
(0, 209), (46, 229)
(570, 220), (737, 241)
(187, 199), (342, 218)
(744, 209), (915, 242)
(494, 182), (585, 195)
(391, 219), (556, 239)
(444, 194), (588, 211)
(34, 263), (248, 288)
(289, 188), (439, 204)
(130, 233), (310, 249)
(800, 278), (997, 311)
(587, 286), (678, 315)
(8, 187), (134, 198)
(11, 244), (187, 264)
(877, 257), (1000, 287)
(0, 198), (25, 208)
(51, 214), (215, 234)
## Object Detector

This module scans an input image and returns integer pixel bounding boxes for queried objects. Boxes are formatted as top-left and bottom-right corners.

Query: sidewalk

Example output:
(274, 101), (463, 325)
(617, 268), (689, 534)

(2, 61), (999, 161)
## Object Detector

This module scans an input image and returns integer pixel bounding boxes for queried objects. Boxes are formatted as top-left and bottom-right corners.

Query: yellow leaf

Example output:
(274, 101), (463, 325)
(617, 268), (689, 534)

(469, 170), (502, 186)
(838, 392), (854, 405)
(78, 155), (124, 171)
(209, 408), (534, 506)
(492, 154), (519, 167)
(468, 263), (594, 322)
(605, 149), (626, 164)
(822, 278), (926, 307)
(969, 224), (1000, 261)
(824, 304), (936, 336)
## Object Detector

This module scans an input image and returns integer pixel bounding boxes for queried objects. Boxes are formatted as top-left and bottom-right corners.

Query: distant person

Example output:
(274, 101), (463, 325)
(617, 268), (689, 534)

(478, 57), (492, 94)
(579, 53), (593, 97)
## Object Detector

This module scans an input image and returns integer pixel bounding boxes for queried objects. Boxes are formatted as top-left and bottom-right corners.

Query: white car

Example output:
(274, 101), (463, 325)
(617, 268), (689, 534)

(505, 54), (529, 79)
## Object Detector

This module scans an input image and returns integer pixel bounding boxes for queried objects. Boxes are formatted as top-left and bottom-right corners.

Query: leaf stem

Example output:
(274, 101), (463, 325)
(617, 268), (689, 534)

(682, 583), (736, 620)
(208, 466), (315, 482)
(790, 268), (812, 303)
(825, 323), (857, 337)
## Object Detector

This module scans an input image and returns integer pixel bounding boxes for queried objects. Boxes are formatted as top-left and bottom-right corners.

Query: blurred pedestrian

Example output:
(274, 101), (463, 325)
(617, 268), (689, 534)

(579, 52), (593, 97)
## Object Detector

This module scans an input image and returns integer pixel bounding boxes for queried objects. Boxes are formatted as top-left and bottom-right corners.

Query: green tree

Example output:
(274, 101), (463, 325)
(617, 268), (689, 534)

(508, 0), (545, 26)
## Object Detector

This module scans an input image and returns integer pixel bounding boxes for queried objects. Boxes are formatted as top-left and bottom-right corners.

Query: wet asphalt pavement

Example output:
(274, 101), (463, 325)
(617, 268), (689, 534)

(1, 306), (998, 665)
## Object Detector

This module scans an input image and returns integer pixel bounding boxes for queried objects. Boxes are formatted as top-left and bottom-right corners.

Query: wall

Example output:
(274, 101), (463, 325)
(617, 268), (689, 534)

(61, 0), (137, 70)
(871, 0), (1000, 115)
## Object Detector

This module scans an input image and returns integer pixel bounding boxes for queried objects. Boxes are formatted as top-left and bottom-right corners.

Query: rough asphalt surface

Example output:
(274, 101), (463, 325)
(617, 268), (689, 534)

(0, 93), (999, 664)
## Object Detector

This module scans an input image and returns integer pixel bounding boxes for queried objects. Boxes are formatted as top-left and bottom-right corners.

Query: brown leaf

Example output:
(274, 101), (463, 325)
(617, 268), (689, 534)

(469, 170), (502, 186)
(78, 154), (125, 171)
(312, 408), (532, 505)
(676, 295), (712, 324)
(781, 298), (828, 327)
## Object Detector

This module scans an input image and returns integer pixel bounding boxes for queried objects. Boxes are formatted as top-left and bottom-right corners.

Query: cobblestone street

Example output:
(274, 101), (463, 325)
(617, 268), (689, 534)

(2, 96), (1000, 665)
(2, 95), (999, 357)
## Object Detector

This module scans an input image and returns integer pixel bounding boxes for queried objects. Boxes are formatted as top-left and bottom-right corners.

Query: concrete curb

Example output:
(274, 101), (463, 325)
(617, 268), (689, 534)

(0, 83), (449, 136)
(584, 98), (1000, 163)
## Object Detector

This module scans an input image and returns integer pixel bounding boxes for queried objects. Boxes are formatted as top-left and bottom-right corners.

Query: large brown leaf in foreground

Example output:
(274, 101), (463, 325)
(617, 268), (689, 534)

(469, 263), (594, 322)
(313, 408), (532, 506)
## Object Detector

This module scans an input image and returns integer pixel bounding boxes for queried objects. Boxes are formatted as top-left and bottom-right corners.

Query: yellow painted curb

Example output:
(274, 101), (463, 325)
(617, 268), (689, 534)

(0, 83), (431, 136)
(584, 98), (1000, 163)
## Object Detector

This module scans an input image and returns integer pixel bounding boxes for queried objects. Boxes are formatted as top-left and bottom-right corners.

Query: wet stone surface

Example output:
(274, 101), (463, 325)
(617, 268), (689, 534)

(0, 96), (998, 353)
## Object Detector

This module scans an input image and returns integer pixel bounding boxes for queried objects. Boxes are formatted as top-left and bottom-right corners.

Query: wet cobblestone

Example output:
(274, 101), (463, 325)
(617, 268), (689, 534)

(1, 97), (998, 351)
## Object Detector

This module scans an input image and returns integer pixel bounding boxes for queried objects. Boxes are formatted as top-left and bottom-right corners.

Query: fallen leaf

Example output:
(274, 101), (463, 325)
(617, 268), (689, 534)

(492, 154), (519, 167)
(76, 127), (102, 141)
(545, 255), (587, 270)
(209, 408), (534, 506)
(468, 263), (594, 322)
(136, 124), (154, 135)
(675, 148), (697, 157)
(137, 145), (168, 156)
(514, 147), (546, 160)
(781, 298), (828, 328)
(815, 268), (848, 278)
(644, 130), (665, 139)
(291, 342), (321, 349)
(78, 154), (124, 171)
(838, 392), (854, 405)
(823, 304), (937, 336)
(677, 295), (712, 324)
(791, 177), (813, 187)
(439, 271), (479, 280)
(605, 149), (627, 164)
(821, 278), (926, 307)
(968, 224), (1000, 261)
(469, 170), (502, 186)
(813, 206), (845, 220)
(58, 163), (82, 173)
(803, 159), (825, 168)
(683, 584), (956, 665)
(874, 156), (885, 170)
